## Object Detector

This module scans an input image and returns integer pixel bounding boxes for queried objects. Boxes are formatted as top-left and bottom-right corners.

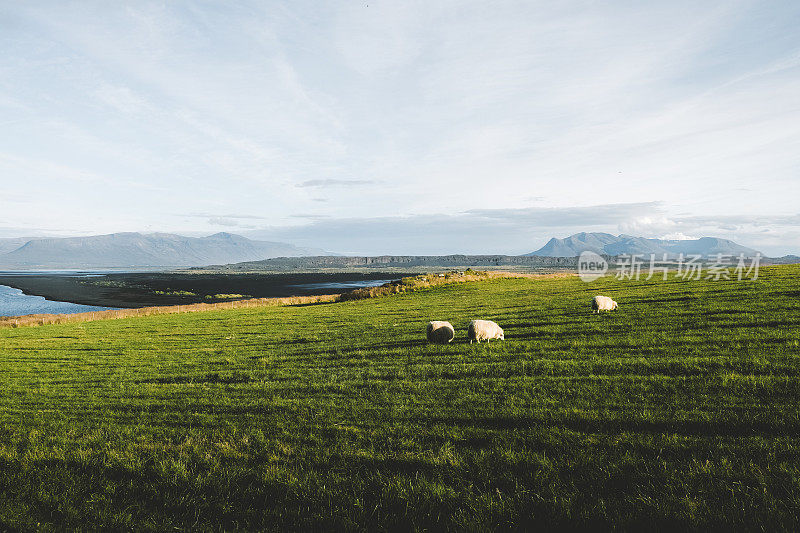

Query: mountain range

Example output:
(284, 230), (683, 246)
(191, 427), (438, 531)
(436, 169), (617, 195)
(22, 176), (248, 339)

(0, 232), (325, 269)
(0, 231), (772, 269)
(526, 232), (760, 258)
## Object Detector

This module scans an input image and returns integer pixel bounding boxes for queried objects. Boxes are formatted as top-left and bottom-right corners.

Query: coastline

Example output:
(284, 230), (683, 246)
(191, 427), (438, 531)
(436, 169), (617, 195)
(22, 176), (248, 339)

(0, 271), (412, 309)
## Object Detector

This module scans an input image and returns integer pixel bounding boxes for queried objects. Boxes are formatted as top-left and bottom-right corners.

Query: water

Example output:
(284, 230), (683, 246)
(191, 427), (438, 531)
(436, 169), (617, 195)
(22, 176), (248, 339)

(0, 270), (129, 277)
(0, 285), (116, 317)
(0, 272), (396, 317)
(286, 279), (394, 292)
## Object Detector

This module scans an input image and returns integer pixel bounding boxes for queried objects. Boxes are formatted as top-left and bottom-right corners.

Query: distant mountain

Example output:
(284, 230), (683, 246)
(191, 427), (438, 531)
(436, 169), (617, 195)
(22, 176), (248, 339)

(766, 255), (800, 265)
(0, 232), (326, 269)
(198, 254), (580, 272)
(530, 232), (621, 257)
(0, 237), (34, 255)
(527, 232), (760, 258)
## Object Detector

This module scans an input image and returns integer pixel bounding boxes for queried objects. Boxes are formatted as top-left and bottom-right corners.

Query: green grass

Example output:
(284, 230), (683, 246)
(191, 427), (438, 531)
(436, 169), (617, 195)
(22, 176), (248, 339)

(1, 265), (799, 530)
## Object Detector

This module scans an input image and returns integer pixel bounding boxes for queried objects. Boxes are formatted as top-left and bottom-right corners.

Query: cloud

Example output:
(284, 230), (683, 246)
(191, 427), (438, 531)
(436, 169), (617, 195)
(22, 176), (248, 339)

(467, 202), (661, 226)
(0, 225), (86, 238)
(191, 213), (269, 228)
(0, 152), (104, 184)
(244, 202), (668, 255)
(207, 217), (244, 227)
(678, 213), (800, 228)
(290, 214), (330, 220)
(660, 232), (697, 241)
(618, 215), (680, 236)
(240, 203), (800, 256)
(619, 212), (800, 255)
(182, 212), (269, 220)
(296, 179), (375, 188)
(622, 213), (800, 238)
(1, 2), (799, 255)
(93, 82), (152, 115)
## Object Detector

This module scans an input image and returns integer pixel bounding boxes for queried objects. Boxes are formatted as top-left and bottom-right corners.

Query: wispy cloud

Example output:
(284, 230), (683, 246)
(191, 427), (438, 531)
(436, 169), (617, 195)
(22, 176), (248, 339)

(619, 212), (800, 255)
(244, 202), (673, 255)
(181, 213), (269, 220)
(179, 212), (268, 229)
(465, 203), (661, 226)
(296, 179), (375, 188)
(0, 1), (798, 254)
(290, 214), (330, 220)
(242, 203), (800, 256)
(207, 217), (245, 227)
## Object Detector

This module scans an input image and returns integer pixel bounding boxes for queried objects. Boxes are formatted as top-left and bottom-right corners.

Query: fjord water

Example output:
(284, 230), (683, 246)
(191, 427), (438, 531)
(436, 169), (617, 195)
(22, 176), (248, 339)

(0, 271), (396, 317)
(287, 279), (394, 292)
(0, 284), (115, 317)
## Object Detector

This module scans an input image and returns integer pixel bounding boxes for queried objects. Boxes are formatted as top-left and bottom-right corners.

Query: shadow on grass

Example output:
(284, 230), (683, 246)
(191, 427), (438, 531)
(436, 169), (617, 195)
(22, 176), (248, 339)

(139, 372), (253, 385)
(0, 445), (791, 531)
(419, 415), (800, 437)
(716, 320), (797, 329)
(0, 457), (337, 531)
(0, 453), (573, 531)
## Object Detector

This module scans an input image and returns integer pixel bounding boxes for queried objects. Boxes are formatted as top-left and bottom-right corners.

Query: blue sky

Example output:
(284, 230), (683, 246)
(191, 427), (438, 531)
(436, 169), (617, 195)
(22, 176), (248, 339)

(1, 1), (798, 255)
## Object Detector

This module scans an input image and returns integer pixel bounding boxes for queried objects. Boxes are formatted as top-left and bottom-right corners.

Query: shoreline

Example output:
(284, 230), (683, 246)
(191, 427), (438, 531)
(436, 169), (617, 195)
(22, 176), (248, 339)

(0, 269), (577, 322)
(0, 270), (574, 327)
(0, 293), (341, 328)
(0, 271), (414, 309)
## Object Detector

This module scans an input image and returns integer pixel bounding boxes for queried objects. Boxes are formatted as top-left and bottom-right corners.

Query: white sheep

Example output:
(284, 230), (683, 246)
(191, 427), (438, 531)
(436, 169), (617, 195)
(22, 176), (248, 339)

(592, 295), (618, 313)
(467, 319), (504, 343)
(426, 321), (455, 343)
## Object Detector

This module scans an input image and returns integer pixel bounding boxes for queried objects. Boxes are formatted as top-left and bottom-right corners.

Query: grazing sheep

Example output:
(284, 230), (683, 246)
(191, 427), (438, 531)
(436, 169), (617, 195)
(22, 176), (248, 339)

(427, 321), (455, 343)
(592, 295), (618, 313)
(467, 319), (504, 343)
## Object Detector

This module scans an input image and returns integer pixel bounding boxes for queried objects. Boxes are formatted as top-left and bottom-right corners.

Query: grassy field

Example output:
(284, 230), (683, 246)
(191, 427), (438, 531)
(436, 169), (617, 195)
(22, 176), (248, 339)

(0, 265), (799, 530)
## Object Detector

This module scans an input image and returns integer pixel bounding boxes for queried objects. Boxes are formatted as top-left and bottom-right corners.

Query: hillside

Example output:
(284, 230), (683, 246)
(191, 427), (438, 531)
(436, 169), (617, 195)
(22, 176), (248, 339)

(0, 265), (798, 529)
(200, 254), (580, 272)
(0, 232), (324, 269)
(0, 237), (33, 255)
(769, 255), (800, 264)
(528, 232), (760, 257)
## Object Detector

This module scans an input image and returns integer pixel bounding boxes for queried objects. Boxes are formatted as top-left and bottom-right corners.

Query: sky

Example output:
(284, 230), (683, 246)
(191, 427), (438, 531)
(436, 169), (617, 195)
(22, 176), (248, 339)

(0, 0), (798, 255)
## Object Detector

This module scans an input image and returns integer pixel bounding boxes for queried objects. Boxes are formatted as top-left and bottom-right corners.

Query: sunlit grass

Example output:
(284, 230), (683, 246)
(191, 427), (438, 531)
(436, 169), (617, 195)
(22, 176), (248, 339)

(0, 265), (798, 530)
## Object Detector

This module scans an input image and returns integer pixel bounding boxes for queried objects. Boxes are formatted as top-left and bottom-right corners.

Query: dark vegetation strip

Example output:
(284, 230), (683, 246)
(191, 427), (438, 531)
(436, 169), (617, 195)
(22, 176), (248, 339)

(0, 270), (546, 328)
